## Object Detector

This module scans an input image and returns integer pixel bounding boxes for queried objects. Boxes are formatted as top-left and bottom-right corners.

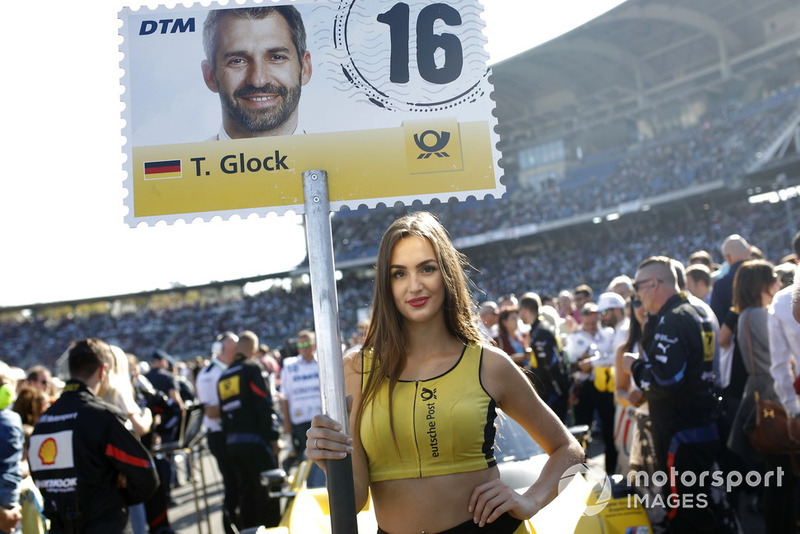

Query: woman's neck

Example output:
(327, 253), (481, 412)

(403, 318), (461, 360)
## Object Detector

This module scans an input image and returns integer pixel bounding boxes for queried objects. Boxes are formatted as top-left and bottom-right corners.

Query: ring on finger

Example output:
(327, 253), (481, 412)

(315, 438), (320, 449)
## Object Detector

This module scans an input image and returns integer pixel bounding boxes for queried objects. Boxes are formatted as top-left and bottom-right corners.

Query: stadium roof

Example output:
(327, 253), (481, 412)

(492, 0), (800, 150)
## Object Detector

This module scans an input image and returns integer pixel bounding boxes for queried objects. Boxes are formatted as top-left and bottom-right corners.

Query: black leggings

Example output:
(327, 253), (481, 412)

(377, 512), (522, 533)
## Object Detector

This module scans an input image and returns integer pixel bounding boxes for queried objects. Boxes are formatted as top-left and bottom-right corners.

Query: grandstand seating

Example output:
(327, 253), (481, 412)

(3, 0), (800, 370)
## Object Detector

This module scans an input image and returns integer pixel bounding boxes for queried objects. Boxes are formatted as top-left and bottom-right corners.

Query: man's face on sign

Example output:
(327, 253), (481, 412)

(202, 12), (312, 138)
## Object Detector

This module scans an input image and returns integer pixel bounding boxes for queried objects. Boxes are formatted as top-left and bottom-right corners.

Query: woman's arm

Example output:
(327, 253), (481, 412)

(305, 353), (369, 511)
(614, 345), (643, 407)
(469, 346), (585, 526)
(128, 407), (153, 437)
(614, 344), (630, 404)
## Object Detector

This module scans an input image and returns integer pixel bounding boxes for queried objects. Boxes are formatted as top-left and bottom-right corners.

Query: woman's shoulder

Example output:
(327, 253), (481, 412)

(476, 342), (517, 371)
(739, 306), (768, 324)
(343, 349), (365, 374)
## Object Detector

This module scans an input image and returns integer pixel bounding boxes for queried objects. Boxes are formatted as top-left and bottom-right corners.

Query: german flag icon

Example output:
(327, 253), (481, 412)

(144, 159), (182, 180)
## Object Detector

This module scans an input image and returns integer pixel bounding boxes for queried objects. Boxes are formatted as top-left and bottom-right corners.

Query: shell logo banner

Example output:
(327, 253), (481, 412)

(120, 0), (503, 225)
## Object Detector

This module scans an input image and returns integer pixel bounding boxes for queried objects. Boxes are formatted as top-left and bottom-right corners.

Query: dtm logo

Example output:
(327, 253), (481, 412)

(139, 18), (196, 35)
(413, 130), (451, 159)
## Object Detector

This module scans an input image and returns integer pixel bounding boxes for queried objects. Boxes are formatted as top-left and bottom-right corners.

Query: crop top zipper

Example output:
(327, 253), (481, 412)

(413, 381), (423, 477)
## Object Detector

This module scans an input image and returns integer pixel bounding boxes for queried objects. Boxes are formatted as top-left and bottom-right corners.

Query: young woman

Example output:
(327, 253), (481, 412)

(306, 212), (584, 534)
(612, 297), (665, 528)
(493, 307), (528, 366)
(727, 259), (792, 534)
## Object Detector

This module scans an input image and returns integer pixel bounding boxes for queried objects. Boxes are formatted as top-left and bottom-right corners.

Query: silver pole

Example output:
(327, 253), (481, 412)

(302, 169), (357, 533)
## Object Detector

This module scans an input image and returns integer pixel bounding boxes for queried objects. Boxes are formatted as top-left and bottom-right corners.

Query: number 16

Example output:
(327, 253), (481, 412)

(377, 2), (464, 85)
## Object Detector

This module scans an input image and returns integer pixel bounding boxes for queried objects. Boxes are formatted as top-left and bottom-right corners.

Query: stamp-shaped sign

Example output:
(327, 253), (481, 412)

(120, 0), (503, 226)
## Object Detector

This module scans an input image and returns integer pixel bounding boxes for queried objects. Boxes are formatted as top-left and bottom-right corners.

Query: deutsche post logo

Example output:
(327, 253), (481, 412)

(403, 119), (464, 174)
(38, 438), (57, 465)
(420, 387), (437, 401)
(414, 130), (451, 159)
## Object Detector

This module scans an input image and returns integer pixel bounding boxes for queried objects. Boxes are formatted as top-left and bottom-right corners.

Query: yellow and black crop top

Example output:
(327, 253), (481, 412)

(359, 343), (498, 482)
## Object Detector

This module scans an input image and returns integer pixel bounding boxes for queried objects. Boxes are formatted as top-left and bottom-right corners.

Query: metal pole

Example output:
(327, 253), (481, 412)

(302, 169), (358, 534)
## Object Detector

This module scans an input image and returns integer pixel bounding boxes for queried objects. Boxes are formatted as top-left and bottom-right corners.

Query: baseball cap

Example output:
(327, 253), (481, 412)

(596, 292), (625, 312)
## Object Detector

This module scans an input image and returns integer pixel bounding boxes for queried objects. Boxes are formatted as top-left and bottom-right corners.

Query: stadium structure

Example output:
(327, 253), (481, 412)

(3, 0), (800, 367)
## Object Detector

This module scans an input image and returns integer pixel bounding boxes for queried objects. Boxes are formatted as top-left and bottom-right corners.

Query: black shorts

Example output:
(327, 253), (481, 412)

(377, 512), (522, 533)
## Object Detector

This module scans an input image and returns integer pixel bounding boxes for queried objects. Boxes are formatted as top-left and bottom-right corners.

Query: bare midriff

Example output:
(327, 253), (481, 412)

(371, 466), (500, 534)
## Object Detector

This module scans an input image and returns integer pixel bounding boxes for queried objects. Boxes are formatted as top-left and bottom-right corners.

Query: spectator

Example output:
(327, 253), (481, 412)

(606, 275), (634, 302)
(280, 330), (321, 465)
(24, 365), (53, 400)
(565, 302), (617, 474)
(144, 350), (183, 534)
(0, 371), (23, 534)
(710, 234), (752, 323)
(493, 307), (528, 365)
(518, 292), (570, 421)
(686, 264), (713, 303)
(688, 250), (715, 268)
(727, 260), (788, 533)
(29, 339), (158, 533)
(11, 385), (49, 534)
(623, 257), (736, 532)
(103, 346), (153, 534)
(597, 291), (629, 354)
(573, 284), (594, 322)
(218, 331), (281, 529)
(476, 301), (500, 343)
(195, 332), (239, 534)
(615, 297), (662, 526)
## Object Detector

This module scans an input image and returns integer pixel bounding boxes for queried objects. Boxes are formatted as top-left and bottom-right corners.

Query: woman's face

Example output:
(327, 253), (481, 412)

(761, 276), (781, 307)
(502, 312), (518, 332)
(389, 236), (445, 325)
(633, 300), (648, 325)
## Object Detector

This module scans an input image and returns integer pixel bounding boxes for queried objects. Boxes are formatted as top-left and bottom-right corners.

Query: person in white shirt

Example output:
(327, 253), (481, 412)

(565, 302), (618, 474)
(598, 292), (629, 354)
(769, 275), (800, 440)
(280, 330), (322, 463)
(597, 292), (633, 473)
(476, 301), (499, 343)
(195, 332), (239, 534)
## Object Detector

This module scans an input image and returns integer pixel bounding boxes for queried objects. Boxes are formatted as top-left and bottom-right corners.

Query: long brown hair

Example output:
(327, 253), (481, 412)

(358, 212), (482, 430)
(494, 307), (519, 354)
(13, 385), (48, 426)
(733, 259), (776, 312)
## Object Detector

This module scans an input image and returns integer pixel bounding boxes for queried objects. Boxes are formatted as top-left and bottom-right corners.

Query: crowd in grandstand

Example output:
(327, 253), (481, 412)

(1, 189), (797, 371)
(332, 83), (800, 261)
